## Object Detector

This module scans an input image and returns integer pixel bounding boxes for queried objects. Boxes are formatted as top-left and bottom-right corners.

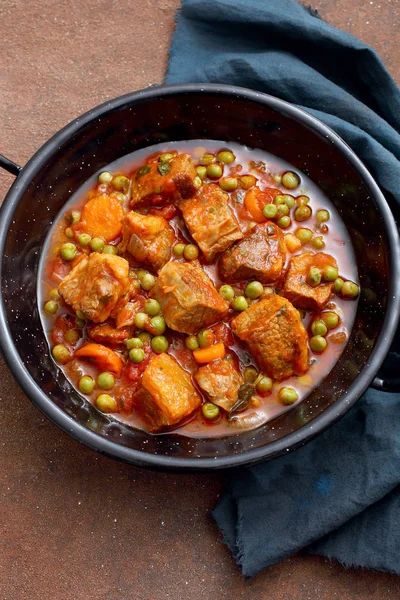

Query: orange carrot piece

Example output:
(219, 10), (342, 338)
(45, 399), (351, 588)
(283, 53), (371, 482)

(75, 343), (123, 376)
(74, 194), (125, 242)
(284, 233), (302, 253)
(193, 343), (226, 364)
(244, 187), (281, 223)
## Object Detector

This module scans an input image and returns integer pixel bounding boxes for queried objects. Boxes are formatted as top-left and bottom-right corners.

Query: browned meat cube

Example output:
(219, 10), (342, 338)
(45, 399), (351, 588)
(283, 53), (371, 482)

(132, 353), (202, 432)
(179, 184), (243, 261)
(58, 253), (131, 323)
(130, 153), (197, 206)
(195, 355), (244, 412)
(120, 210), (175, 271)
(219, 222), (286, 283)
(87, 322), (132, 346)
(283, 252), (338, 311)
(151, 261), (229, 334)
(231, 294), (309, 380)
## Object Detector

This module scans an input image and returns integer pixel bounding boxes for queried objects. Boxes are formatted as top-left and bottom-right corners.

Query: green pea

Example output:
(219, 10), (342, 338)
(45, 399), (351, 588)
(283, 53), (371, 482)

(134, 312), (149, 329)
(44, 300), (58, 315)
(244, 366), (258, 383)
(76, 311), (85, 320)
(311, 236), (325, 250)
(256, 376), (273, 393)
(185, 335), (199, 351)
(321, 312), (340, 329)
(65, 227), (74, 239)
(334, 277), (344, 294)
(263, 204), (278, 219)
(49, 288), (60, 301)
(274, 195), (286, 205)
(89, 237), (105, 252)
(125, 337), (143, 350)
(196, 166), (207, 180)
(219, 285), (235, 300)
(97, 372), (115, 390)
(276, 204), (289, 217)
(151, 335), (169, 353)
(217, 150), (235, 164)
(245, 281), (263, 299)
(202, 402), (220, 420)
(240, 175), (257, 190)
(322, 266), (339, 282)
(307, 267), (322, 287)
(67, 211), (81, 224)
(78, 233), (91, 247)
(149, 315), (166, 335)
(316, 209), (330, 223)
(140, 273), (156, 290)
(342, 281), (360, 298)
(103, 244), (118, 255)
(95, 394), (117, 413)
(173, 243), (186, 257)
(294, 206), (312, 222)
(60, 242), (77, 261)
(137, 269), (148, 280)
(311, 320), (328, 337)
(206, 163), (223, 179)
(78, 375), (95, 394)
(64, 329), (80, 344)
(197, 329), (215, 348)
(98, 171), (113, 184)
(272, 173), (282, 185)
(75, 318), (85, 328)
(113, 192), (125, 202)
(159, 153), (174, 163)
(231, 296), (248, 312)
(296, 195), (310, 206)
(282, 171), (300, 190)
(309, 335), (327, 353)
(284, 195), (295, 208)
(277, 216), (291, 229)
(144, 299), (160, 316)
(138, 331), (152, 343)
(278, 387), (298, 405)
(295, 228), (313, 245)
(129, 348), (145, 363)
(201, 153), (215, 165)
(183, 244), (199, 260)
(52, 344), (71, 364)
(111, 175), (130, 193)
(219, 177), (238, 192)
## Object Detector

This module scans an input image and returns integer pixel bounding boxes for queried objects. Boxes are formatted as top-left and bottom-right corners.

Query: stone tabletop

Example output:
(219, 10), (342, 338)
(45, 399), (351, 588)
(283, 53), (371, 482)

(1, 1), (399, 598)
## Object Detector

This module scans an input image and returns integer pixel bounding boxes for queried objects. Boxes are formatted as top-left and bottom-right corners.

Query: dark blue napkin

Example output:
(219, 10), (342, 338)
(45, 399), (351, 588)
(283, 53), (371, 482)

(166, 0), (400, 577)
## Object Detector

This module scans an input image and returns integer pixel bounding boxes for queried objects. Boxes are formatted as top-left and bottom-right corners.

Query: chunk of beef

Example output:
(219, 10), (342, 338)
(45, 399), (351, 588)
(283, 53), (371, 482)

(179, 184), (243, 261)
(231, 294), (308, 380)
(120, 210), (175, 271)
(58, 253), (130, 323)
(130, 153), (197, 206)
(151, 261), (229, 334)
(87, 322), (132, 346)
(194, 355), (244, 412)
(133, 353), (201, 432)
(282, 252), (338, 311)
(219, 222), (286, 283)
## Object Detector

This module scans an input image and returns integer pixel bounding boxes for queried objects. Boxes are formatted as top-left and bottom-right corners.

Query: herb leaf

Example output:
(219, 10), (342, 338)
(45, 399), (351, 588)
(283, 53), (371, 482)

(136, 165), (151, 179)
(157, 162), (171, 176)
(228, 383), (254, 420)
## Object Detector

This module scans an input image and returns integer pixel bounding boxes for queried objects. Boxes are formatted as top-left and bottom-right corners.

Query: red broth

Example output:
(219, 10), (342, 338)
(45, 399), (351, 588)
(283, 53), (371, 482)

(38, 140), (358, 437)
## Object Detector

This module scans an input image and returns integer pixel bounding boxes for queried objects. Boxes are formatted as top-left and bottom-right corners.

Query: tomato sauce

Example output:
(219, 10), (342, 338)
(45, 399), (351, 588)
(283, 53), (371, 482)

(38, 140), (358, 437)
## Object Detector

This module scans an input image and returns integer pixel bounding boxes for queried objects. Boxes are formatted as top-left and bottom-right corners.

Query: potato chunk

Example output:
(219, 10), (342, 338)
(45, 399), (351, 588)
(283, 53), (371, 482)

(58, 253), (131, 323)
(130, 153), (197, 206)
(120, 210), (175, 271)
(195, 355), (244, 412)
(151, 261), (229, 334)
(219, 222), (286, 283)
(179, 184), (243, 261)
(283, 252), (338, 311)
(133, 353), (201, 432)
(231, 295), (309, 380)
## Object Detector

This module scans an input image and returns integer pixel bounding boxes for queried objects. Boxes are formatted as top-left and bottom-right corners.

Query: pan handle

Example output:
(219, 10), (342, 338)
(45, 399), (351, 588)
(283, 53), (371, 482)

(371, 376), (400, 392)
(0, 154), (22, 176)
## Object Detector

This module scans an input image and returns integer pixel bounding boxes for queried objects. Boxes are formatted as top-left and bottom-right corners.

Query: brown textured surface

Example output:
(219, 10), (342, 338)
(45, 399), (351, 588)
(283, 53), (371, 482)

(1, 1), (399, 598)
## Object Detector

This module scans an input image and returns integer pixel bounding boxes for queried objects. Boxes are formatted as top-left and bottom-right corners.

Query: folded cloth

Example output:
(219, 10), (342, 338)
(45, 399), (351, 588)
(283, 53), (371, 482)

(166, 0), (400, 577)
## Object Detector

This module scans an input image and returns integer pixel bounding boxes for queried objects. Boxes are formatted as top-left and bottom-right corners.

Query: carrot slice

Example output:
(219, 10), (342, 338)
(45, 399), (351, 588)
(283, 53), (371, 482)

(193, 343), (226, 364)
(74, 194), (125, 242)
(244, 187), (281, 223)
(75, 343), (123, 376)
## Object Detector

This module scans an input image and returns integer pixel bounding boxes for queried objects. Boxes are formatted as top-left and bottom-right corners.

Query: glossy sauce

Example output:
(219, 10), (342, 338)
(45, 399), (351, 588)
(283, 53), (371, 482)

(39, 140), (358, 437)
